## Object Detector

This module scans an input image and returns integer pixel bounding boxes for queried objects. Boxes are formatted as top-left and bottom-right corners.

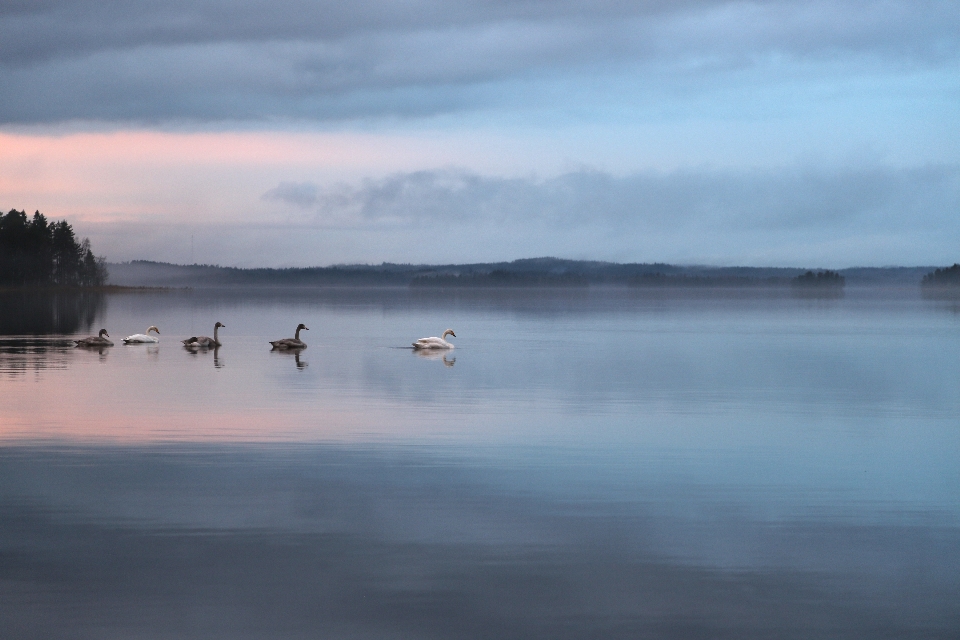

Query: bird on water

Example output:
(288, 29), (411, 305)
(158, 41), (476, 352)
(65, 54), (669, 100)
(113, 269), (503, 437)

(182, 322), (225, 348)
(412, 329), (456, 350)
(123, 326), (160, 344)
(270, 324), (308, 350)
(75, 329), (113, 347)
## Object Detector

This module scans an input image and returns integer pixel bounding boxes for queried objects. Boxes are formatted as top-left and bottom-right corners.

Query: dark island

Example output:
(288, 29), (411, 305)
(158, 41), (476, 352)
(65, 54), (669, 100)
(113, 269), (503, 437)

(0, 209), (107, 287)
(0, 209), (111, 335)
(921, 264), (960, 288)
(792, 270), (845, 288)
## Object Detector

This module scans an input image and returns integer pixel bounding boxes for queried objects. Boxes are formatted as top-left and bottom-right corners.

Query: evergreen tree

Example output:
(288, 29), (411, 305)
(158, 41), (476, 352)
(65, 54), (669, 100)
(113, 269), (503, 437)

(792, 270), (845, 287)
(0, 209), (107, 286)
(921, 264), (960, 287)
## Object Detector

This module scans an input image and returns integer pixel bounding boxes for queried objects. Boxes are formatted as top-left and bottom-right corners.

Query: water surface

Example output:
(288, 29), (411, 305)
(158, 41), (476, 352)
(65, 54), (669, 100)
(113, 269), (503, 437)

(1, 288), (958, 638)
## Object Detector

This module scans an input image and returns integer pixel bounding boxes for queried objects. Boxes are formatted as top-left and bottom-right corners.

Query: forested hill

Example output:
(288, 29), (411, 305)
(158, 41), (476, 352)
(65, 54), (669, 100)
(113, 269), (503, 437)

(106, 258), (935, 288)
(0, 209), (107, 287)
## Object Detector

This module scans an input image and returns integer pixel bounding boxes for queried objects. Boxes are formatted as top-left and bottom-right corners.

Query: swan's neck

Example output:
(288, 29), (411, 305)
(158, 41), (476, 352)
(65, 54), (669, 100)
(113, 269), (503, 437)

(295, 327), (301, 340)
(213, 325), (219, 341)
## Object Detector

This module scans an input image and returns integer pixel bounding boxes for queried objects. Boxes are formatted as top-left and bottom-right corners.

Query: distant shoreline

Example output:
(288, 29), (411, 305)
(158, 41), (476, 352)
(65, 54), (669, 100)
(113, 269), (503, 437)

(103, 258), (941, 289)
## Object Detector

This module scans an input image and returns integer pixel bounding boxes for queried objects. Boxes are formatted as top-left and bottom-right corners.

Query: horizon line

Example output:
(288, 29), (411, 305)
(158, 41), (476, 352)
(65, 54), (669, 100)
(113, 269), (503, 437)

(108, 258), (950, 272)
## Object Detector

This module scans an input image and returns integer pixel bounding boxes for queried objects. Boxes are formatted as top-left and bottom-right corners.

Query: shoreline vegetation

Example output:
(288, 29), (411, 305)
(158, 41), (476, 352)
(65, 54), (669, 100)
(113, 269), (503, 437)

(791, 269), (845, 288)
(1, 208), (951, 291)
(920, 264), (960, 299)
(105, 258), (944, 290)
(921, 264), (960, 288)
(1, 209), (107, 287)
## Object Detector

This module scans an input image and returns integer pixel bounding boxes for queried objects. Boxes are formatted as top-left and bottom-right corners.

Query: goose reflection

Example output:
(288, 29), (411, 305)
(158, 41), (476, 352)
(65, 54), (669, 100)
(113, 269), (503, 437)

(272, 347), (308, 369)
(414, 349), (456, 367)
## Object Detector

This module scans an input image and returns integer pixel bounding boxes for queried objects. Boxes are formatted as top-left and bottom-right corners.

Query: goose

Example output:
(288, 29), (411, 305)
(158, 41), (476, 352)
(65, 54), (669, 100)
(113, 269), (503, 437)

(412, 329), (455, 350)
(182, 322), (224, 348)
(75, 329), (113, 347)
(270, 324), (308, 350)
(122, 326), (160, 344)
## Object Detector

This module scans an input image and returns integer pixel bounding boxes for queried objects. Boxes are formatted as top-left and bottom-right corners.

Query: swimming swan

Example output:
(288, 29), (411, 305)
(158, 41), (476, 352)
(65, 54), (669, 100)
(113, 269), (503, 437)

(182, 322), (225, 348)
(123, 326), (160, 344)
(270, 323), (308, 350)
(75, 329), (113, 347)
(412, 329), (456, 350)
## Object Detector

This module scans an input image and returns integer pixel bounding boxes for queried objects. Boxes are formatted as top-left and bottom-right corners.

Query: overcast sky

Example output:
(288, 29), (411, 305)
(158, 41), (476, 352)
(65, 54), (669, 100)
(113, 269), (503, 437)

(1, 0), (958, 267)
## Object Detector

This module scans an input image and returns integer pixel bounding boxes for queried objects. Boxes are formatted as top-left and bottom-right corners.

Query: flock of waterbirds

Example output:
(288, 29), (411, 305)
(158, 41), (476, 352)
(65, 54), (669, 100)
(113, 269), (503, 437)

(73, 323), (458, 352)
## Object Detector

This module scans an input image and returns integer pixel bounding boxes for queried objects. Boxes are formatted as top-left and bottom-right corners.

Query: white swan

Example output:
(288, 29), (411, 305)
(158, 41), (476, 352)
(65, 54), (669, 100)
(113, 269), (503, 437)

(412, 329), (456, 350)
(122, 326), (160, 344)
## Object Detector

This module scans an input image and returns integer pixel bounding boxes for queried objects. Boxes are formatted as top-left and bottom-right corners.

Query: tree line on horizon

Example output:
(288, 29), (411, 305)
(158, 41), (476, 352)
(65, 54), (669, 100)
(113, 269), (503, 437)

(921, 264), (960, 287)
(792, 270), (845, 287)
(0, 209), (107, 287)
(109, 259), (956, 288)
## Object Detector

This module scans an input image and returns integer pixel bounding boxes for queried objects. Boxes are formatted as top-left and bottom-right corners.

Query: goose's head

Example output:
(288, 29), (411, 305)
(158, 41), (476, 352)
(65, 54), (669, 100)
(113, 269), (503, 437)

(442, 329), (456, 339)
(147, 326), (160, 335)
(98, 329), (110, 338)
(297, 323), (309, 331)
(215, 322), (225, 328)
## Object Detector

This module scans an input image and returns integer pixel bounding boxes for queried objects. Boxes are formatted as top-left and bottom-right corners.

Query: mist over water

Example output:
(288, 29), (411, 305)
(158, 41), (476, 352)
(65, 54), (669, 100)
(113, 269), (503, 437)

(1, 288), (958, 638)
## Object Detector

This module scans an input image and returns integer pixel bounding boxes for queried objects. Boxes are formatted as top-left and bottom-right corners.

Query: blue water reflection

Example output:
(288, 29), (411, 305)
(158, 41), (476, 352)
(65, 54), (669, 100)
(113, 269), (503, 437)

(0, 288), (958, 637)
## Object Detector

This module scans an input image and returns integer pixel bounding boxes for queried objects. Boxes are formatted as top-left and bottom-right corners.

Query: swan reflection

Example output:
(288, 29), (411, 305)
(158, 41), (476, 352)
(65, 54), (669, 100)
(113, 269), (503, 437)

(74, 343), (111, 360)
(414, 349), (456, 367)
(272, 347), (308, 369)
(184, 344), (224, 368)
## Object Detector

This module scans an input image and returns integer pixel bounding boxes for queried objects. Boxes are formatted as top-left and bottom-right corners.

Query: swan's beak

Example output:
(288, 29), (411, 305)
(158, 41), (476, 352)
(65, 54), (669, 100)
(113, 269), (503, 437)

(305, 327), (309, 331)
(450, 332), (456, 337)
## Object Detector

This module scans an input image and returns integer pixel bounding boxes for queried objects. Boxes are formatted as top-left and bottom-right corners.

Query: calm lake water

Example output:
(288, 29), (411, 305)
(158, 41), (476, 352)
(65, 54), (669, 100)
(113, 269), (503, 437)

(1, 287), (959, 639)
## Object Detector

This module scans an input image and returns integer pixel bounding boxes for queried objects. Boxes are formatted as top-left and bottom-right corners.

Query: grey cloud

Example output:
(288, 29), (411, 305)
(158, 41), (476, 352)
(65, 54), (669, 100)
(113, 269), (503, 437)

(262, 181), (318, 208)
(0, 0), (957, 123)
(0, 1), (738, 65)
(298, 165), (960, 234)
(85, 164), (960, 266)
